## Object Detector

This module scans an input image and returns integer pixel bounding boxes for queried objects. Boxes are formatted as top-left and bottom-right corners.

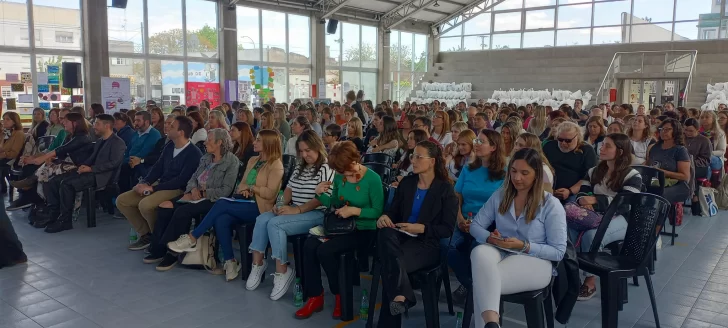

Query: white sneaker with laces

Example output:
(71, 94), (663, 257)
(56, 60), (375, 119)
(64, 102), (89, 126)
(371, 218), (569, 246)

(245, 261), (268, 290)
(224, 260), (241, 281)
(270, 268), (295, 301)
(167, 234), (197, 253)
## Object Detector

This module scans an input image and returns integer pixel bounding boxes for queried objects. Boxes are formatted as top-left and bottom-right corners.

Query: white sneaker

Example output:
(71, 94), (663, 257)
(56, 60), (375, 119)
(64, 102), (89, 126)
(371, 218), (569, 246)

(245, 261), (268, 290)
(167, 234), (197, 253)
(270, 268), (295, 301)
(656, 235), (663, 250)
(224, 260), (241, 281)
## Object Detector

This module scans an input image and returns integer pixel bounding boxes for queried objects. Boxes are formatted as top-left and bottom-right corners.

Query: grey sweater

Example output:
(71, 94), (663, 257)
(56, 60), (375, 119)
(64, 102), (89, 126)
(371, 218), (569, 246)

(686, 135), (712, 168)
(185, 152), (240, 201)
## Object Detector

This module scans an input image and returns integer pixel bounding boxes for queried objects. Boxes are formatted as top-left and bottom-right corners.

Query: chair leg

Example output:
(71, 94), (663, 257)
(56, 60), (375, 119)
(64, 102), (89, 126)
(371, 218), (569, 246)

(524, 297), (546, 328)
(544, 294), (555, 328)
(633, 276), (639, 286)
(366, 261), (380, 328)
(86, 189), (96, 228)
(441, 263), (455, 316)
(422, 271), (440, 328)
(619, 278), (628, 310)
(599, 275), (620, 328)
(338, 252), (355, 321)
(463, 287), (473, 328)
(291, 236), (306, 292)
(236, 224), (254, 281)
(644, 272), (661, 328)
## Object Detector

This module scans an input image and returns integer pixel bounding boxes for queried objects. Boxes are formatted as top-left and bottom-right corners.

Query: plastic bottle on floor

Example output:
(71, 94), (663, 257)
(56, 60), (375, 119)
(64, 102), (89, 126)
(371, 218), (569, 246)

(360, 290), (369, 319)
(455, 312), (463, 328)
(294, 278), (303, 307)
(129, 228), (138, 244)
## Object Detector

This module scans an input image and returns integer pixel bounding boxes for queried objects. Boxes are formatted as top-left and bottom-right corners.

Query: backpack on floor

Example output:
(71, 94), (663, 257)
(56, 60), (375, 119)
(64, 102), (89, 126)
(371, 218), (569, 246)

(179, 233), (220, 273)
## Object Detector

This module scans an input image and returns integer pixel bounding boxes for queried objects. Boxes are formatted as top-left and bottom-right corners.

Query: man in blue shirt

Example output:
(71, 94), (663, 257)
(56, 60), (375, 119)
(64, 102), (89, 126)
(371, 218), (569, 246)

(120, 111), (161, 192)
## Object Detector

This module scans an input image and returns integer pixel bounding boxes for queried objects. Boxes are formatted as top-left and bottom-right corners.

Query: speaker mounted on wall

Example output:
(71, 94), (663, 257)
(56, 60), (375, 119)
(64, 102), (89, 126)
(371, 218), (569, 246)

(326, 19), (338, 35)
(62, 62), (83, 89)
(111, 0), (128, 8)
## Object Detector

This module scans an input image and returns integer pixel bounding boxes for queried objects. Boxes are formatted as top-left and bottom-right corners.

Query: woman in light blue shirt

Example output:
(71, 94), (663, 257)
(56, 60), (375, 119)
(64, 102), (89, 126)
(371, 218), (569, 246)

(470, 148), (567, 328)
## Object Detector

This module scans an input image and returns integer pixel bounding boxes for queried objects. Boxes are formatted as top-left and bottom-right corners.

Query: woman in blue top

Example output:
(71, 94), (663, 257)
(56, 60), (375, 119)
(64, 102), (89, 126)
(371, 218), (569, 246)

(442, 129), (506, 304)
(470, 148), (567, 328)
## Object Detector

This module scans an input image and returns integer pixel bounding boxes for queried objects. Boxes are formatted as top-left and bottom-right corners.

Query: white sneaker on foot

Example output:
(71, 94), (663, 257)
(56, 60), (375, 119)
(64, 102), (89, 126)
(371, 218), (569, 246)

(270, 268), (295, 301)
(245, 261), (268, 290)
(167, 234), (197, 253)
(224, 260), (241, 281)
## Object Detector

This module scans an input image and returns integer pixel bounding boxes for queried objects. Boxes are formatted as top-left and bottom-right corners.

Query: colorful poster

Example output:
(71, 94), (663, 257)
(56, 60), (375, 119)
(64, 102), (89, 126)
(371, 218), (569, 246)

(39, 102), (51, 110)
(238, 81), (251, 104)
(186, 82), (220, 108)
(6, 98), (16, 110)
(50, 85), (60, 92)
(37, 72), (48, 85)
(20, 72), (31, 83)
(10, 84), (24, 92)
(48, 75), (59, 85)
(101, 77), (132, 113)
(17, 94), (33, 103)
(47, 65), (59, 74)
(38, 84), (49, 93)
(5, 74), (19, 82)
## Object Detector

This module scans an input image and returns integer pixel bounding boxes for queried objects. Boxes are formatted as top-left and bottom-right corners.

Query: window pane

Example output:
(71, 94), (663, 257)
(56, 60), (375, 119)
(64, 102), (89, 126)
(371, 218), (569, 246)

(361, 25), (378, 68)
(557, 4), (592, 28)
(326, 69), (340, 102)
(269, 67), (286, 102)
(399, 32), (413, 71)
(495, 0), (523, 11)
(33, 0), (81, 50)
(148, 0), (183, 55)
(237, 64), (255, 105)
(628, 23), (674, 42)
(150, 60), (184, 109)
(186, 0), (217, 58)
(342, 23), (360, 67)
(494, 12), (523, 32)
(389, 32), (399, 70)
(1, 0), (29, 47)
(326, 20), (341, 67)
(108, 0), (143, 53)
(593, 1), (630, 27)
(288, 15), (310, 64)
(36, 55), (83, 107)
(392, 72), (412, 104)
(439, 37), (462, 52)
(696, 15), (724, 40)
(289, 67), (310, 102)
(632, 0), (674, 23)
(0, 52), (32, 113)
(413, 34), (428, 72)
(674, 21), (700, 40)
(592, 26), (623, 44)
(464, 12), (491, 35)
(526, 9), (555, 29)
(492, 33), (522, 49)
(523, 30), (554, 47)
(262, 10), (286, 62)
(676, 0), (714, 21)
(464, 35), (490, 50)
(109, 58), (146, 109)
(237, 7), (260, 61)
(342, 71), (360, 98)
(362, 72), (377, 103)
(441, 25), (461, 37)
(557, 28), (591, 46)
(525, 0), (556, 7)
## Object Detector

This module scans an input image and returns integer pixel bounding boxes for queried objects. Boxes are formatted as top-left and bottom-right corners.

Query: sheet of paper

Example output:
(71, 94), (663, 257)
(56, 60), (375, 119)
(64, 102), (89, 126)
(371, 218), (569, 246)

(5, 73), (18, 82)
(37, 72), (48, 85)
(17, 94), (33, 103)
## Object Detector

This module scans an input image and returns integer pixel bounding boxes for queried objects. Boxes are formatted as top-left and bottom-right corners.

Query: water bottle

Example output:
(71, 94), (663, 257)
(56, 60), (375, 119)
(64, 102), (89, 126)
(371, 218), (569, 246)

(467, 212), (473, 222)
(217, 247), (224, 263)
(359, 290), (369, 319)
(275, 191), (285, 209)
(455, 312), (463, 328)
(128, 228), (138, 244)
(293, 278), (303, 307)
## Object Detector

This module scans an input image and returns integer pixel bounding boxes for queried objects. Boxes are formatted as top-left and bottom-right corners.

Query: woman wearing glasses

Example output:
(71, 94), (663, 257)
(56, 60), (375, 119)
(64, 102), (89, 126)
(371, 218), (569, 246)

(431, 110), (453, 146)
(375, 140), (457, 324)
(645, 119), (691, 205)
(442, 129), (507, 305)
(544, 121), (598, 203)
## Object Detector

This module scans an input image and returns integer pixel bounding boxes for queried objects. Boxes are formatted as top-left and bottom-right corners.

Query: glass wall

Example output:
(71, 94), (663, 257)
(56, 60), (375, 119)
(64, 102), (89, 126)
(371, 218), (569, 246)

(0, 0), (84, 123)
(108, 0), (219, 111)
(237, 7), (311, 104)
(389, 30), (427, 103)
(326, 20), (378, 102)
(440, 0), (728, 51)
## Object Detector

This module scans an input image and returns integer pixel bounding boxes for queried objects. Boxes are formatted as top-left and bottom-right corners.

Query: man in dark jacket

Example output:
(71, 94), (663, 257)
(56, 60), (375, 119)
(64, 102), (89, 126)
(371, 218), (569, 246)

(44, 114), (127, 233)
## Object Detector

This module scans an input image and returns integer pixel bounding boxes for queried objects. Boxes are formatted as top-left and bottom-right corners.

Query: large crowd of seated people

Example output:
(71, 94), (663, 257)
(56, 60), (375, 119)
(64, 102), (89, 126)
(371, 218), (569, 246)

(3, 92), (728, 328)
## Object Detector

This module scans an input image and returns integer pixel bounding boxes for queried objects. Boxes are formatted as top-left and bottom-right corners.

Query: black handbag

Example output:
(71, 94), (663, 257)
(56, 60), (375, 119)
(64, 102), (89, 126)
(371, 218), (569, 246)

(323, 206), (356, 236)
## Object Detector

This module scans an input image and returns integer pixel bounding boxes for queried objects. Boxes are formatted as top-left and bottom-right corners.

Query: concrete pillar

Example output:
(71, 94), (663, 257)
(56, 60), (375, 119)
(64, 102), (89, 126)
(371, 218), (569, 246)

(218, 3), (237, 104)
(82, 0), (109, 105)
(428, 33), (439, 70)
(313, 17), (326, 100)
(379, 29), (391, 103)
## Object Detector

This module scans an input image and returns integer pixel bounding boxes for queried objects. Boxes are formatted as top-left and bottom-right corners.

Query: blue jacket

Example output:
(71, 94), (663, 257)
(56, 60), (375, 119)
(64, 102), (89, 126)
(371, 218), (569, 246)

(116, 125), (135, 149)
(142, 141), (202, 192)
(124, 126), (161, 162)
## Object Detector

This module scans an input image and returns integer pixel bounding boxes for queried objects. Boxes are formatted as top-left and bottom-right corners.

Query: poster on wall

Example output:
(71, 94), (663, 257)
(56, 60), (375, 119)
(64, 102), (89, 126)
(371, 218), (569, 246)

(37, 72), (48, 85)
(20, 72), (31, 83)
(47, 65), (59, 74)
(318, 78), (326, 98)
(5, 74), (18, 82)
(186, 82), (220, 108)
(101, 77), (132, 114)
(239, 81), (251, 105)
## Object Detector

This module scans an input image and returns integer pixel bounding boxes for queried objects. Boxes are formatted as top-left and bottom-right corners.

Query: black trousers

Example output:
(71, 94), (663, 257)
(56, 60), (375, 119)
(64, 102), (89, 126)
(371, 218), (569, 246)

(119, 164), (133, 193)
(0, 200), (26, 268)
(149, 197), (215, 258)
(302, 229), (376, 298)
(45, 172), (95, 223)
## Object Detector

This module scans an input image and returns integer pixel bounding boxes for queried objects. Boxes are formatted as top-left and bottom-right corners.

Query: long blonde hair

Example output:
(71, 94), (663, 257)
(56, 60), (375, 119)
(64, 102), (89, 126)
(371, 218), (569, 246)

(208, 110), (229, 130)
(347, 117), (364, 138)
(499, 148), (545, 223)
(515, 132), (553, 176)
(527, 105), (547, 136)
(257, 129), (282, 164)
(261, 112), (275, 130)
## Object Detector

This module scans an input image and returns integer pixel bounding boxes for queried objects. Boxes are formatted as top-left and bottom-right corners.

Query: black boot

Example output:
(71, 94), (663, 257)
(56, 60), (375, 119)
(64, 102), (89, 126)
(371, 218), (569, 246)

(35, 209), (59, 229)
(485, 322), (500, 328)
(44, 218), (72, 233)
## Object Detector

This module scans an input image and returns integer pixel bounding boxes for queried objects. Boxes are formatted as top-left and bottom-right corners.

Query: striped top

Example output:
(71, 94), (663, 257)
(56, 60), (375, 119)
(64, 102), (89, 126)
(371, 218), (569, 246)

(576, 167), (642, 211)
(288, 163), (335, 209)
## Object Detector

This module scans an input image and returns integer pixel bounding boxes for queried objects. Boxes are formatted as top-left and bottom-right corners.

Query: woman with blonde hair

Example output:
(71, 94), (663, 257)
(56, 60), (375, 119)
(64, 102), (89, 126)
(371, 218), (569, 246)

(275, 105), (291, 142)
(512, 132), (555, 192)
(447, 129), (476, 181)
(626, 114), (654, 164)
(699, 110), (727, 175)
(207, 110), (230, 131)
(446, 121), (470, 158)
(500, 121), (522, 155)
(342, 117), (366, 153)
(260, 111), (275, 131)
(431, 110), (453, 146)
(527, 105), (547, 137)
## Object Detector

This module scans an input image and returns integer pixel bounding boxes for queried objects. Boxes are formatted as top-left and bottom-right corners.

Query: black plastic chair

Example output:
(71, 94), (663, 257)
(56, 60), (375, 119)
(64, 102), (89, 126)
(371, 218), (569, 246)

(364, 163), (393, 185)
(462, 276), (554, 328)
(281, 154), (296, 190)
(195, 140), (206, 154)
(361, 153), (394, 166)
(84, 164), (123, 228)
(632, 165), (681, 246)
(577, 193), (670, 328)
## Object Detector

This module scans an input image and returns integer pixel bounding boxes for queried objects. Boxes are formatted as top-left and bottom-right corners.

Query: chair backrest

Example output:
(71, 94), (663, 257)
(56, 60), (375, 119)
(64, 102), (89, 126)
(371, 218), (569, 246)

(281, 154), (297, 190)
(592, 193), (670, 268)
(37, 135), (55, 153)
(195, 140), (206, 154)
(631, 165), (665, 196)
(361, 153), (394, 166)
(364, 162), (392, 184)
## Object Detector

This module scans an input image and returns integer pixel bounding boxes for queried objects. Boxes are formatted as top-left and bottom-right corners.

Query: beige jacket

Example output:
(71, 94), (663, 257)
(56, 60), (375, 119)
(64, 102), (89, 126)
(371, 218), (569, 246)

(238, 156), (284, 213)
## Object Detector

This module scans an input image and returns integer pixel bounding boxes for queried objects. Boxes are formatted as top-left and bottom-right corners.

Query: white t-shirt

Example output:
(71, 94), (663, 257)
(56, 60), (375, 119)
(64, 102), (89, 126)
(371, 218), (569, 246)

(173, 141), (191, 157)
(431, 131), (453, 146)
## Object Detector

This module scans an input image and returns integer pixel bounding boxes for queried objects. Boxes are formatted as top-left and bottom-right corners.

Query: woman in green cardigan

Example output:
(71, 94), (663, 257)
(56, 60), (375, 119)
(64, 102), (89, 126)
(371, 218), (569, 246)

(296, 141), (384, 320)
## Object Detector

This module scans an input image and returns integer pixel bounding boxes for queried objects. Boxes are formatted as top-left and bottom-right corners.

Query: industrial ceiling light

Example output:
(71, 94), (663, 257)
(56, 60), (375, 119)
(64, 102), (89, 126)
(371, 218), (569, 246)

(433, 0), (440, 7)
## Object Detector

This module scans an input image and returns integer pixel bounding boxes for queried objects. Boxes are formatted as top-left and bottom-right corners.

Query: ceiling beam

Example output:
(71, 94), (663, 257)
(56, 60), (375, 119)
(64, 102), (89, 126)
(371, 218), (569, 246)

(431, 0), (504, 36)
(367, 0), (451, 16)
(320, 0), (356, 19)
(381, 0), (441, 30)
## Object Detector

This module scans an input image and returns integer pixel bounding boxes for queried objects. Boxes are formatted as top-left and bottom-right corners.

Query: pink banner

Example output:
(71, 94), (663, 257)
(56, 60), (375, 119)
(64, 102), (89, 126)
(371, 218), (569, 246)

(186, 82), (220, 108)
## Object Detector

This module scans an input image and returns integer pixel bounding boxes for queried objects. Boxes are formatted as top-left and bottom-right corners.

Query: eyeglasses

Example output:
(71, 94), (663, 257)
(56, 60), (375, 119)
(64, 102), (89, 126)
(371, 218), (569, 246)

(557, 136), (576, 143)
(409, 154), (433, 161)
(658, 127), (673, 132)
(473, 138), (487, 146)
(412, 124), (424, 129)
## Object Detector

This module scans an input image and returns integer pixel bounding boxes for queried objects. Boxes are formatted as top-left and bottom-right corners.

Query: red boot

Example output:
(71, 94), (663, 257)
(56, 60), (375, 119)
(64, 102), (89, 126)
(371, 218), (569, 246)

(332, 294), (342, 319)
(295, 293), (324, 319)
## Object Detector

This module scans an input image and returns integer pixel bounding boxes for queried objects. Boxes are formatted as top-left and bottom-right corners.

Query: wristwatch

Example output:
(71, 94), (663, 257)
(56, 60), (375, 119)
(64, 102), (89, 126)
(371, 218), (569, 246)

(141, 158), (145, 164)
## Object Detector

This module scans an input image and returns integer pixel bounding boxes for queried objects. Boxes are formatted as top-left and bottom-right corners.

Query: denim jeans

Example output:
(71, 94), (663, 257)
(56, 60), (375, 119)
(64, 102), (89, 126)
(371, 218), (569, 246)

(568, 215), (628, 277)
(191, 199), (260, 261)
(710, 155), (723, 177)
(440, 228), (478, 288)
(249, 210), (325, 264)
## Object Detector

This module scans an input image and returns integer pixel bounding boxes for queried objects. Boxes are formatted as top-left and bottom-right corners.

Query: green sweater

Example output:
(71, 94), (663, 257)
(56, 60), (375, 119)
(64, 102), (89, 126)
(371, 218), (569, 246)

(316, 168), (384, 230)
(47, 129), (67, 151)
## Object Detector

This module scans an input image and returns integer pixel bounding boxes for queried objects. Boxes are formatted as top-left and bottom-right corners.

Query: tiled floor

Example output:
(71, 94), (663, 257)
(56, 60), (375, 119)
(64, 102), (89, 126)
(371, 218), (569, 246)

(3, 199), (728, 328)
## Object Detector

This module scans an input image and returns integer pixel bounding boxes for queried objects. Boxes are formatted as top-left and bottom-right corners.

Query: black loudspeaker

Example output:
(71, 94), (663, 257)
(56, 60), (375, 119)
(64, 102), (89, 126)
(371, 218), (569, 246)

(111, 0), (128, 8)
(326, 19), (338, 34)
(62, 62), (82, 89)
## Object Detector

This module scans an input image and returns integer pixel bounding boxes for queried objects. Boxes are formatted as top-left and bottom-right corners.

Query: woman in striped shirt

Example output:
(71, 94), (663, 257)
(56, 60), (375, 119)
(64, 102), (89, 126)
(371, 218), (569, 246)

(246, 130), (335, 301)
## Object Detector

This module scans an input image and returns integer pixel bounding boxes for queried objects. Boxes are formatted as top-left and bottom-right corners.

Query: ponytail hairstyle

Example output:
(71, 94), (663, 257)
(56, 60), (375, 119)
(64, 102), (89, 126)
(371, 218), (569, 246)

(417, 140), (452, 185)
